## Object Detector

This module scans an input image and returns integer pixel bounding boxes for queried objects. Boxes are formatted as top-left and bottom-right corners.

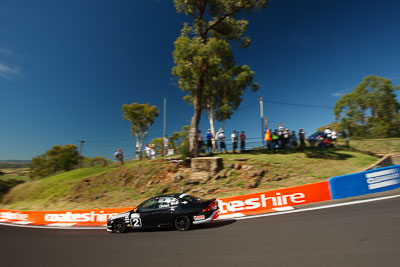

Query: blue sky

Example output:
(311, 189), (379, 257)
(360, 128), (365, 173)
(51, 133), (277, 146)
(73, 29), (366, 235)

(1, 0), (400, 160)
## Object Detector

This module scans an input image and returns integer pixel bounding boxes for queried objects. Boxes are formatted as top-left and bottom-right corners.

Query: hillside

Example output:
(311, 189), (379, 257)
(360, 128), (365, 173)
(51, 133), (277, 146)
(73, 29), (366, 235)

(341, 138), (400, 154)
(0, 146), (379, 211)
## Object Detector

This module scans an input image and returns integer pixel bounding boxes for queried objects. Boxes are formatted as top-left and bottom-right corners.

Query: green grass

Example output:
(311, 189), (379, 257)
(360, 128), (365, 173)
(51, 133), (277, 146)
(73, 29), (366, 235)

(1, 165), (116, 210)
(0, 174), (31, 182)
(338, 138), (400, 154)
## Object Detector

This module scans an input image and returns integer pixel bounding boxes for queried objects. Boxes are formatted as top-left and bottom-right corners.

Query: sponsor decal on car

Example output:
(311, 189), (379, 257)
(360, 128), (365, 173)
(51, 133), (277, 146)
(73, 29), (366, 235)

(130, 213), (140, 218)
(193, 215), (205, 221)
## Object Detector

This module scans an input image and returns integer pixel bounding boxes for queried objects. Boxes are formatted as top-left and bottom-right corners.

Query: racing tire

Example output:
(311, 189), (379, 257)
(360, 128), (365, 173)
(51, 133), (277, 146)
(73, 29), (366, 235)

(113, 219), (127, 233)
(174, 215), (191, 231)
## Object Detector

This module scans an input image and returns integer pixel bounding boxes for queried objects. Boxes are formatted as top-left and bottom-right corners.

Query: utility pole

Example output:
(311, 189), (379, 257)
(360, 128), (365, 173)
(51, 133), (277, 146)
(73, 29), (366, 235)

(163, 98), (167, 137)
(162, 97), (167, 156)
(78, 140), (85, 168)
(257, 97), (264, 147)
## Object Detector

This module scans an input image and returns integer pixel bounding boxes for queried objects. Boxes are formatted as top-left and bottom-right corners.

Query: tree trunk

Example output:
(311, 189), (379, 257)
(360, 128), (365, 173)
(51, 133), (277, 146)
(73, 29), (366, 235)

(207, 106), (218, 150)
(189, 68), (206, 157)
(189, 94), (202, 158)
(136, 134), (143, 161)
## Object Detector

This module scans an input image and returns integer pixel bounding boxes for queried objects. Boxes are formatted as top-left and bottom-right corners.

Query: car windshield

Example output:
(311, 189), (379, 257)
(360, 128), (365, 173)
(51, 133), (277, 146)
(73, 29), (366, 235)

(138, 198), (158, 211)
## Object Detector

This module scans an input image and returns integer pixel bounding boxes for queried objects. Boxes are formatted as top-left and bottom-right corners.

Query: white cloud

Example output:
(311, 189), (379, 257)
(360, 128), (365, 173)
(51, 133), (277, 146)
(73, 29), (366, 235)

(0, 48), (13, 56)
(0, 63), (21, 79)
(331, 88), (352, 97)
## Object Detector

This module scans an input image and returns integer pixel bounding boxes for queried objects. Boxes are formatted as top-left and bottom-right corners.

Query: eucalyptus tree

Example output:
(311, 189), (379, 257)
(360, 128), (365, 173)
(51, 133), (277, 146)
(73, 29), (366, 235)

(172, 0), (267, 157)
(334, 75), (400, 138)
(122, 103), (159, 159)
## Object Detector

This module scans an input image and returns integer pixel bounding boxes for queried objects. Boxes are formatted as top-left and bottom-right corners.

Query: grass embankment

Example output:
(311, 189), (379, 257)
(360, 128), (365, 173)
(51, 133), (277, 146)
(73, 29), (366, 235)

(341, 138), (400, 154)
(0, 146), (379, 211)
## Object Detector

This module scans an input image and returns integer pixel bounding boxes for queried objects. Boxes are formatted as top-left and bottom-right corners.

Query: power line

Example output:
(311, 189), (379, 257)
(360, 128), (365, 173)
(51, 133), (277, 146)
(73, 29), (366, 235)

(233, 99), (333, 116)
(264, 100), (333, 109)
(82, 134), (161, 143)
(83, 138), (133, 143)
(236, 101), (259, 112)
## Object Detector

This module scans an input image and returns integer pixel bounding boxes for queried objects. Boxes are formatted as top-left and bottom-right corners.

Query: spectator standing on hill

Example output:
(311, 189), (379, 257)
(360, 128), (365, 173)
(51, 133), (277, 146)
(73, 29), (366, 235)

(299, 128), (306, 147)
(206, 129), (213, 153)
(149, 144), (156, 159)
(289, 131), (297, 148)
(231, 130), (238, 153)
(240, 131), (246, 152)
(114, 149), (124, 165)
(272, 130), (280, 151)
(163, 135), (169, 156)
(331, 129), (337, 144)
(324, 127), (332, 140)
(283, 128), (290, 148)
(277, 127), (284, 148)
(218, 130), (227, 153)
(143, 144), (151, 159)
(265, 129), (272, 150)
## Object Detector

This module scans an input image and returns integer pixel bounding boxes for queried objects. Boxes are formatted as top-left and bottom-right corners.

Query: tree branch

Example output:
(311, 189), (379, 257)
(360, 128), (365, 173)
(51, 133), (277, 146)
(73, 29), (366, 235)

(205, 0), (251, 36)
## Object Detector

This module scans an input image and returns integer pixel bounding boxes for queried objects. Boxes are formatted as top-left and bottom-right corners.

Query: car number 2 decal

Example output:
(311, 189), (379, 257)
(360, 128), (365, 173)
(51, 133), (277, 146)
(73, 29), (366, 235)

(131, 217), (142, 228)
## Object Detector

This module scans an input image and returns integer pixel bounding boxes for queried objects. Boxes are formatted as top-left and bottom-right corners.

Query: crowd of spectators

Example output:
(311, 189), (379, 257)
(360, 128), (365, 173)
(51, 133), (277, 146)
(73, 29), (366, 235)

(137, 124), (339, 160)
(194, 124), (339, 154)
(265, 125), (337, 151)
(197, 129), (248, 154)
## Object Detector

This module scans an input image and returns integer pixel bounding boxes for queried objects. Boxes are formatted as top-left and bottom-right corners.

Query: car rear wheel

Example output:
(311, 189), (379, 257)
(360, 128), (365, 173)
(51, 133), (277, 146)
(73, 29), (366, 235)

(174, 215), (191, 231)
(113, 219), (127, 233)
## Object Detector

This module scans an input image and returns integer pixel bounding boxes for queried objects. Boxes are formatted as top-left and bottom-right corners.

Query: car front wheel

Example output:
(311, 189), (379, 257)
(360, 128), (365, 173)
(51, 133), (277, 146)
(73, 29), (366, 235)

(174, 215), (191, 231)
(113, 219), (127, 233)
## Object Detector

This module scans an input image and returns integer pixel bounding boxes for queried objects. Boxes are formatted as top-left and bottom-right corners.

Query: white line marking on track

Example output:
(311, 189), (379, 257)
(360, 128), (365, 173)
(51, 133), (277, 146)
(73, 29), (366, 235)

(0, 222), (105, 230)
(233, 194), (400, 221)
(218, 213), (245, 220)
(47, 223), (77, 227)
(273, 206), (295, 212)
(13, 221), (33, 225)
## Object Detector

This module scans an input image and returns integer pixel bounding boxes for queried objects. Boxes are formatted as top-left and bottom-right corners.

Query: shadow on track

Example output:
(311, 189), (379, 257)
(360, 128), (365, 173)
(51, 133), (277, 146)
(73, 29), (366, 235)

(123, 219), (236, 234)
(193, 219), (236, 230)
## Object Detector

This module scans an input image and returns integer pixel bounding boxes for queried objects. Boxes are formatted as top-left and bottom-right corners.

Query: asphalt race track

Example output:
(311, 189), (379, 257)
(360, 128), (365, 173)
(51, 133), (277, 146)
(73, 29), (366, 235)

(1, 196), (400, 267)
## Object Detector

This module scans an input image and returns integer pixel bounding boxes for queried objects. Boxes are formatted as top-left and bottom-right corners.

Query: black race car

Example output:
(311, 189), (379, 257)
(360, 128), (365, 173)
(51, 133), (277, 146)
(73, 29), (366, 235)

(107, 193), (220, 233)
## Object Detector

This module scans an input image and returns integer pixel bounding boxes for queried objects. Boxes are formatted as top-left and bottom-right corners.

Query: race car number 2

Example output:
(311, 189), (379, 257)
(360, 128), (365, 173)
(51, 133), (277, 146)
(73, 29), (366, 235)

(131, 218), (142, 228)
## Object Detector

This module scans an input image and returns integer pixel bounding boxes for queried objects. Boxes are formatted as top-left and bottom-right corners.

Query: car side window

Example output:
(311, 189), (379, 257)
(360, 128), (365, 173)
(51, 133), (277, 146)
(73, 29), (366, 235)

(158, 197), (179, 209)
(139, 198), (158, 212)
(181, 195), (194, 203)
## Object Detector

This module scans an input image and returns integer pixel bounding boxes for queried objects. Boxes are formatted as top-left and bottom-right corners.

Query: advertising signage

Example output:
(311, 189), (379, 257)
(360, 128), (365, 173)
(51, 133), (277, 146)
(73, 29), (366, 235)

(329, 165), (400, 199)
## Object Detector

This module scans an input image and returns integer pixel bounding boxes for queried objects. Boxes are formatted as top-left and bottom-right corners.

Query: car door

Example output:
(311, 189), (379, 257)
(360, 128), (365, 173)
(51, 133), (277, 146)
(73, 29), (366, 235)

(153, 197), (179, 227)
(137, 197), (159, 228)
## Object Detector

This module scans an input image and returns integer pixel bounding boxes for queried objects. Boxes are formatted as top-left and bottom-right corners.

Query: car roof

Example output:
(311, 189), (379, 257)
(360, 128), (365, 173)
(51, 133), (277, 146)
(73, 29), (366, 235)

(154, 193), (184, 199)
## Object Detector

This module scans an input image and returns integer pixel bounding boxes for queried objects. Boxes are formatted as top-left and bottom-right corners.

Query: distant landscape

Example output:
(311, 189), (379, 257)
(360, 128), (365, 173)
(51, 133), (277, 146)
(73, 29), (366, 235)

(0, 160), (30, 168)
(0, 160), (30, 182)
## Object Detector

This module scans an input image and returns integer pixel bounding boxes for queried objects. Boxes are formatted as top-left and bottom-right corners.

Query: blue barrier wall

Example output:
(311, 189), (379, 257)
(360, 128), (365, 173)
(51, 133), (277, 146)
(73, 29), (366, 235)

(329, 165), (400, 200)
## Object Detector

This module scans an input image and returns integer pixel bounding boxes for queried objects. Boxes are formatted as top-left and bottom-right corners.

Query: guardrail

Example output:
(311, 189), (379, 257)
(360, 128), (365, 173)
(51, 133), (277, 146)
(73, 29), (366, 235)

(1, 165), (399, 227)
